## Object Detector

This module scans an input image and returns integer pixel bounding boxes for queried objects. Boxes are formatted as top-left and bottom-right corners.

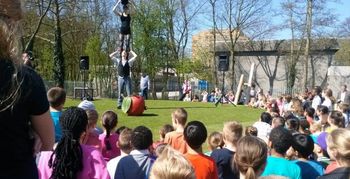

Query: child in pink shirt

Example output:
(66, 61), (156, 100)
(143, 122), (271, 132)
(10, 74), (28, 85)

(81, 109), (102, 150)
(37, 107), (109, 179)
(99, 110), (121, 161)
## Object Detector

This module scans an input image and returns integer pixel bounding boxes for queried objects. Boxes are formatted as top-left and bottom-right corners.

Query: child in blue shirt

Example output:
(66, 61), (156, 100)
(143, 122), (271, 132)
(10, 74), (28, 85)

(47, 87), (66, 142)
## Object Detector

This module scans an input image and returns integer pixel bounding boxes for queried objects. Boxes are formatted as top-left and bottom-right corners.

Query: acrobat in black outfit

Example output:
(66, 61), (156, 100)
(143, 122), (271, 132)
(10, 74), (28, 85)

(113, 0), (132, 54)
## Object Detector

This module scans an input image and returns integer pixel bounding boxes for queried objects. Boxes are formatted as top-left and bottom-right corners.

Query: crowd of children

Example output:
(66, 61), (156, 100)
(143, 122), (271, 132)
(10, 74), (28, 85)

(34, 84), (350, 179)
(4, 1), (350, 178)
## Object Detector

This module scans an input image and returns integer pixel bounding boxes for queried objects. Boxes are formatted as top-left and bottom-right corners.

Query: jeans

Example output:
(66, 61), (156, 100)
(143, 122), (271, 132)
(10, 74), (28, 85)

(141, 88), (148, 100)
(118, 76), (131, 107)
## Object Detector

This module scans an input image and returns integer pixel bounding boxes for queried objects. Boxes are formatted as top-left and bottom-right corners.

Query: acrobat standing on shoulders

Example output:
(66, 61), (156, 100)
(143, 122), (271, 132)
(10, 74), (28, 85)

(110, 50), (137, 109)
(113, 0), (133, 54)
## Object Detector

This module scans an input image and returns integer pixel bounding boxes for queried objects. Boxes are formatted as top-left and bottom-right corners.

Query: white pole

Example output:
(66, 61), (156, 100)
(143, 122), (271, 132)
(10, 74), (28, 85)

(234, 74), (244, 105)
(247, 63), (255, 87)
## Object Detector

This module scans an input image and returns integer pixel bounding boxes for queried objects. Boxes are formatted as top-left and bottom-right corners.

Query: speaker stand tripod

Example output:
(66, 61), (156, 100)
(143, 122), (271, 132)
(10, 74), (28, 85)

(81, 69), (91, 100)
(215, 70), (236, 107)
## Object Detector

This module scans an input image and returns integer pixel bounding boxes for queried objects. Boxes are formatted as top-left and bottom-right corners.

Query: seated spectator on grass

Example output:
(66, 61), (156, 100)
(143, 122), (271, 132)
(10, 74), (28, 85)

(234, 136), (268, 179)
(153, 124), (174, 150)
(316, 105), (330, 131)
(201, 90), (208, 102)
(183, 93), (191, 102)
(291, 134), (324, 179)
(310, 122), (322, 142)
(184, 121), (219, 179)
(319, 128), (350, 179)
(205, 131), (224, 156)
(115, 126), (155, 179)
(322, 88), (336, 112)
(37, 107), (109, 179)
(305, 107), (316, 125)
(299, 119), (311, 135)
(211, 121), (242, 179)
(245, 126), (258, 137)
(313, 132), (331, 169)
(78, 100), (103, 134)
(338, 103), (350, 127)
(326, 111), (345, 133)
(285, 117), (300, 135)
(289, 98), (305, 119)
(192, 94), (200, 102)
(253, 112), (272, 143)
(164, 108), (188, 154)
(107, 128), (133, 178)
(261, 126), (301, 179)
(150, 145), (195, 179)
(81, 109), (102, 150)
(271, 116), (285, 129)
(266, 98), (280, 117)
(47, 87), (66, 142)
(99, 111), (120, 161)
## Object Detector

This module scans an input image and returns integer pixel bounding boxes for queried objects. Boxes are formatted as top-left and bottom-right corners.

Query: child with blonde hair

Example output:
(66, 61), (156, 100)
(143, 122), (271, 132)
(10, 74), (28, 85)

(245, 126), (258, 136)
(150, 145), (195, 179)
(211, 121), (243, 179)
(205, 131), (224, 156)
(164, 108), (188, 154)
(319, 128), (350, 178)
(234, 136), (268, 179)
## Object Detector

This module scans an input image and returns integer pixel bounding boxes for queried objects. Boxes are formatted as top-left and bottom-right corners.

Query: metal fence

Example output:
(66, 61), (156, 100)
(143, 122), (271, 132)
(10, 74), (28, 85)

(44, 79), (304, 100)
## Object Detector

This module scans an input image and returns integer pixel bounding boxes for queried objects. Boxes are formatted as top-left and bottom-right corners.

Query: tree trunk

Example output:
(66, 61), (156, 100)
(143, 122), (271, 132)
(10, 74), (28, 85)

(304, 0), (313, 89)
(53, 0), (65, 88)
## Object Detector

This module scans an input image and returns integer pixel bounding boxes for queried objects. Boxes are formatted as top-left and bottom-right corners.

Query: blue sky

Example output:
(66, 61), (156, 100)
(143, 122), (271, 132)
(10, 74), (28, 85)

(192, 0), (350, 40)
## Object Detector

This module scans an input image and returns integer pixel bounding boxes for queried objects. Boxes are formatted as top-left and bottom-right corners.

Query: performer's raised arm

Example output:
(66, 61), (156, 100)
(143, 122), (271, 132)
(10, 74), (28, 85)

(128, 50), (137, 63)
(109, 50), (120, 64)
(112, 0), (122, 16)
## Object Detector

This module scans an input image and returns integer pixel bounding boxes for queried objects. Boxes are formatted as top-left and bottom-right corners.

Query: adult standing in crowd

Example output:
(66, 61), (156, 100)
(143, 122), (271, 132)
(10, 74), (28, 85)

(22, 50), (34, 68)
(110, 50), (137, 109)
(0, 0), (55, 178)
(337, 84), (350, 105)
(312, 86), (323, 110)
(179, 79), (192, 101)
(140, 72), (150, 99)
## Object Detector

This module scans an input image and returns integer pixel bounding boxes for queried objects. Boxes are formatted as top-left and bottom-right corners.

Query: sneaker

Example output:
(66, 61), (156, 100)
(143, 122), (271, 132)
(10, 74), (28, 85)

(117, 106), (122, 109)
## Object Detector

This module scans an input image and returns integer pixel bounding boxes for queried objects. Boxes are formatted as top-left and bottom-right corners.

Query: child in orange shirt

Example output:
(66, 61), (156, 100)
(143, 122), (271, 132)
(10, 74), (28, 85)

(164, 108), (188, 154)
(184, 121), (219, 179)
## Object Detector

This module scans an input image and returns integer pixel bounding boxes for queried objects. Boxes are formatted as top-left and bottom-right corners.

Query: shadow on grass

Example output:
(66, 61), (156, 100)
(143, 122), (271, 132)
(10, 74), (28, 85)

(140, 113), (159, 117)
(148, 106), (216, 109)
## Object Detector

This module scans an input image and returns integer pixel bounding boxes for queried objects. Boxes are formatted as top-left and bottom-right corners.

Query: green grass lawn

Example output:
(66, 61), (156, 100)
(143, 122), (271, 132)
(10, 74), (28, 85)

(65, 98), (264, 141)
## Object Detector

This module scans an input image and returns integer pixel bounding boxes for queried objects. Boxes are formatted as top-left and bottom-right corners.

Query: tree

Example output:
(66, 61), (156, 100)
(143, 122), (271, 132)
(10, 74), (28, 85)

(338, 17), (350, 37)
(52, 0), (65, 88)
(303, 0), (312, 89)
(246, 40), (284, 95)
(215, 0), (272, 89)
(209, 0), (218, 86)
(23, 0), (53, 52)
(279, 0), (338, 90)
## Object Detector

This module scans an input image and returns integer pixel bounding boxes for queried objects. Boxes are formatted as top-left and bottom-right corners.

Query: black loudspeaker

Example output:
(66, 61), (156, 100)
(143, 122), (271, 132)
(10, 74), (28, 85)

(121, 0), (128, 5)
(80, 56), (89, 70)
(218, 55), (229, 71)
